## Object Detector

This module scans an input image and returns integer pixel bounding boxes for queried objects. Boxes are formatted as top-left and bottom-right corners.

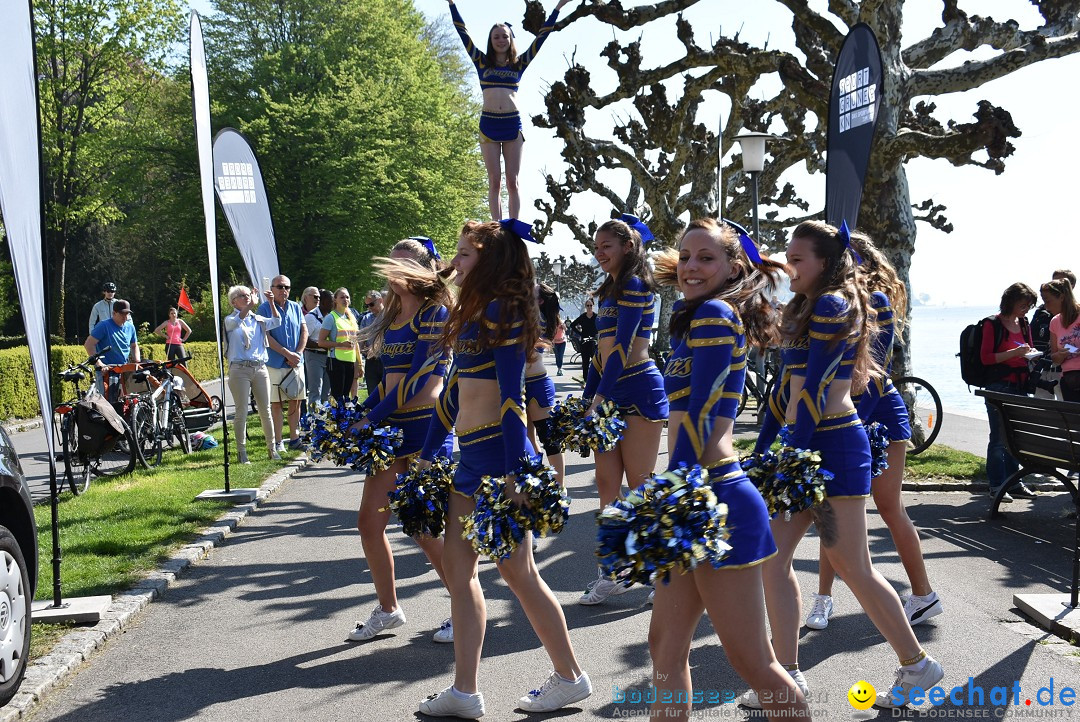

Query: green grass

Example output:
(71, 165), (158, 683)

(31, 419), (302, 661)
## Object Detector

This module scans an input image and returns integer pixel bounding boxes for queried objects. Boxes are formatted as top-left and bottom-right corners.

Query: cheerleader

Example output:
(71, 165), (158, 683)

(648, 219), (808, 720)
(416, 220), (591, 718)
(579, 216), (670, 605)
(807, 232), (941, 632)
(526, 283), (565, 486)
(345, 238), (454, 643)
(447, 0), (573, 220)
(746, 221), (942, 709)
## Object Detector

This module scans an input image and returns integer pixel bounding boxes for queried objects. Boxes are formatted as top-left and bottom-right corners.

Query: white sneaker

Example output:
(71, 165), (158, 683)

(875, 657), (944, 708)
(433, 618), (454, 644)
(804, 593), (833, 630)
(276, 440), (286, 453)
(237, 446), (250, 464)
(647, 589), (655, 605)
(740, 668), (808, 709)
(269, 448), (282, 461)
(578, 574), (632, 606)
(903, 592), (943, 626)
(346, 605), (406, 642)
(419, 686), (485, 719)
(518, 671), (593, 712)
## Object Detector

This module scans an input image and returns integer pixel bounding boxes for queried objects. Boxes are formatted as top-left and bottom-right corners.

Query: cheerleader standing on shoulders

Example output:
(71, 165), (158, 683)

(447, 0), (573, 220)
(649, 219), (809, 720)
(346, 238), (454, 643)
(525, 283), (565, 486)
(747, 220), (942, 709)
(807, 232), (941, 633)
(579, 216), (670, 605)
(417, 220), (591, 719)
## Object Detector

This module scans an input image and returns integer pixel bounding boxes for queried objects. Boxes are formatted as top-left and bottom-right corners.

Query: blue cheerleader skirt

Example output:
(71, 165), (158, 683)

(606, 359), (669, 421)
(452, 422), (536, 497)
(479, 111), (523, 143)
(525, 371), (556, 410)
(704, 457), (777, 568)
(865, 386), (912, 442)
(810, 410), (871, 498)
(389, 405), (452, 462)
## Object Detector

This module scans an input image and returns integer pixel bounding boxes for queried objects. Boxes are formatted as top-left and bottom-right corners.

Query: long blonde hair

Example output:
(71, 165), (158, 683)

(849, 231), (908, 334)
(360, 257), (453, 357)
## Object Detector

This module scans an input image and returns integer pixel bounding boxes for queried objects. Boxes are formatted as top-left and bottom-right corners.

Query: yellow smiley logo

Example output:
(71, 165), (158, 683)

(847, 680), (876, 710)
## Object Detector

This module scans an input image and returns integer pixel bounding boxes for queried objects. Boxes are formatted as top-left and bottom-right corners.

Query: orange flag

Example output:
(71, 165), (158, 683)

(178, 286), (195, 314)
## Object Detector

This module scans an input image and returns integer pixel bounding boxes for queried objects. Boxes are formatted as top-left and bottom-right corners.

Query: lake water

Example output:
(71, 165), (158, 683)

(908, 305), (998, 418)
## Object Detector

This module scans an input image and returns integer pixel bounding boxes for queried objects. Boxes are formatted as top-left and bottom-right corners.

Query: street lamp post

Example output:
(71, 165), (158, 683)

(551, 258), (563, 296)
(733, 132), (773, 241)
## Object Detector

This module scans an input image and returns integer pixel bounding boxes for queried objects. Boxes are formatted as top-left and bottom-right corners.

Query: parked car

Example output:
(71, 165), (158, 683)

(0, 426), (36, 706)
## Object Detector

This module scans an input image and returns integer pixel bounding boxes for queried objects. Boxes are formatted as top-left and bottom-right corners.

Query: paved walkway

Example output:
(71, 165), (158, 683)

(24, 362), (1080, 720)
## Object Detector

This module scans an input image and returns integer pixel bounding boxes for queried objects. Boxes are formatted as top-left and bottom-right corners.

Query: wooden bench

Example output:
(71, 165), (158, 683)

(977, 390), (1080, 606)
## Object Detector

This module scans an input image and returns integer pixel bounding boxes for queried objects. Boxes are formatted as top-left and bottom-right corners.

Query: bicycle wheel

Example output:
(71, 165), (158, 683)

(894, 376), (943, 456)
(93, 420), (138, 478)
(169, 395), (192, 454)
(737, 380), (749, 417)
(61, 414), (90, 495)
(130, 400), (161, 468)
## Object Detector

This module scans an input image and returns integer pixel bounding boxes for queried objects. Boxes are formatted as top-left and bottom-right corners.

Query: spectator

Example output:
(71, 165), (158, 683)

(981, 282), (1038, 502)
(570, 296), (597, 381)
(154, 307), (191, 361)
(88, 282), (117, 333)
(318, 287), (361, 403)
(302, 287), (332, 410)
(359, 290), (385, 396)
(553, 316), (567, 375)
(1046, 278), (1080, 402)
(259, 275), (308, 452)
(224, 285), (280, 463)
(84, 298), (141, 401)
(1032, 270), (1075, 399)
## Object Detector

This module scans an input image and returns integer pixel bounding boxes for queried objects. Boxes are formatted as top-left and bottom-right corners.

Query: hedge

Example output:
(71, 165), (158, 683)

(0, 341), (225, 420)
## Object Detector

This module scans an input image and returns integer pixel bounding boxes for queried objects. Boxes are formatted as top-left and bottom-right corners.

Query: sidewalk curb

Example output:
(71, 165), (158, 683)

(0, 454), (313, 721)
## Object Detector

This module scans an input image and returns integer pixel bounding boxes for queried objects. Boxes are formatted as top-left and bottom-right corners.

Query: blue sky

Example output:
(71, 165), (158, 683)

(193, 0), (1078, 307)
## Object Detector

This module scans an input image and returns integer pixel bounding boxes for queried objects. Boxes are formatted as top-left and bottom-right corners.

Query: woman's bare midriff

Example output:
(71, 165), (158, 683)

(596, 336), (651, 373)
(380, 372), (444, 411)
(666, 410), (737, 466)
(482, 87), (517, 113)
(785, 375), (855, 424)
(457, 378), (503, 432)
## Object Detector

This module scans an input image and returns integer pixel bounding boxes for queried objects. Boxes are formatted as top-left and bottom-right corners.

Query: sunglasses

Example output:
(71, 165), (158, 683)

(274, 284), (290, 290)
(365, 302), (375, 308)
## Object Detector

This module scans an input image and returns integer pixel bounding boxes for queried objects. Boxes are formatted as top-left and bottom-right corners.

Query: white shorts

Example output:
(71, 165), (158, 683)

(267, 364), (306, 403)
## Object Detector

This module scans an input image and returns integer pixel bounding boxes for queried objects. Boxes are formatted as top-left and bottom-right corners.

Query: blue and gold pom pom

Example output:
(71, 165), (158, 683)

(301, 399), (402, 475)
(549, 396), (588, 453)
(461, 455), (569, 561)
(385, 456), (456, 538)
(551, 396), (625, 454)
(866, 421), (890, 479)
(596, 464), (731, 587)
(751, 427), (830, 520)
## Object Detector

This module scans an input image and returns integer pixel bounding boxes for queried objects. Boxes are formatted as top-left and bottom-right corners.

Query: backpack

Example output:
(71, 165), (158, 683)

(958, 315), (1028, 389)
(74, 390), (127, 458)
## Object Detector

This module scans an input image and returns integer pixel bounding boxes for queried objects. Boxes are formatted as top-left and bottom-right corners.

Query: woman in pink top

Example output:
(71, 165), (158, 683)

(1045, 278), (1080, 402)
(154, 307), (192, 361)
(552, 316), (566, 375)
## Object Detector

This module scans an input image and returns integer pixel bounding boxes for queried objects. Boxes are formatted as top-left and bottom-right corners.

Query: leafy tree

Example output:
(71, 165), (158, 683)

(533, 251), (603, 314)
(527, 0), (1080, 369)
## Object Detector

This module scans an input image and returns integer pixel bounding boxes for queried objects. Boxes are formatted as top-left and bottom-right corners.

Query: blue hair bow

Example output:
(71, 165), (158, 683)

(504, 21), (515, 37)
(837, 220), (863, 265)
(721, 218), (764, 265)
(408, 236), (440, 261)
(499, 218), (538, 243)
(618, 213), (655, 244)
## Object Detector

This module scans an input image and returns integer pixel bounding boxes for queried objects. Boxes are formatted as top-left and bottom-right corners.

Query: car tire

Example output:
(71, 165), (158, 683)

(0, 526), (31, 707)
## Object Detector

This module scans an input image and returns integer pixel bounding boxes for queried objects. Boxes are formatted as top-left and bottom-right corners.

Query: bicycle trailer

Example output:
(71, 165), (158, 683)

(105, 362), (221, 432)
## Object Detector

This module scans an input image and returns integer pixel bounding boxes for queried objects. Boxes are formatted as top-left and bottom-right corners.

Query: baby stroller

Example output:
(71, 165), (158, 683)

(107, 361), (223, 433)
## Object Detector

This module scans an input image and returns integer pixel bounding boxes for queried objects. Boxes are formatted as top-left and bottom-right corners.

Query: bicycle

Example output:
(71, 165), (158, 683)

(894, 375), (943, 456)
(738, 347), (780, 427)
(53, 349), (138, 495)
(128, 357), (193, 468)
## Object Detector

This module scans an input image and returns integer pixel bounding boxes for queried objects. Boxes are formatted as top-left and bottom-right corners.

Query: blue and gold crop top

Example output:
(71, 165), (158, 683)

(361, 301), (450, 426)
(857, 290), (896, 420)
(583, 276), (656, 399)
(756, 293), (861, 452)
(663, 300), (747, 469)
(450, 4), (560, 93)
(421, 299), (530, 472)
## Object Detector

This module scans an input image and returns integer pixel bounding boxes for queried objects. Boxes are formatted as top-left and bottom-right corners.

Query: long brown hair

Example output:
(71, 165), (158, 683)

(655, 218), (785, 349)
(440, 221), (540, 356)
(848, 231), (908, 334)
(594, 218), (656, 302)
(486, 24), (519, 65)
(1042, 278), (1080, 328)
(781, 220), (879, 391)
(361, 257), (454, 357)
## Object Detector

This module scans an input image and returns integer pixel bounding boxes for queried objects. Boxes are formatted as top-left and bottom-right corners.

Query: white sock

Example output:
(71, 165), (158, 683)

(557, 672), (580, 683)
(451, 686), (478, 700)
(903, 657), (929, 672)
